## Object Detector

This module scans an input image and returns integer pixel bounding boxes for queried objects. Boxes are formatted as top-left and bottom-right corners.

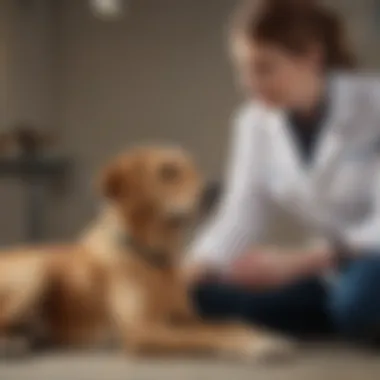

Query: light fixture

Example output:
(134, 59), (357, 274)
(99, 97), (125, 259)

(89, 0), (126, 20)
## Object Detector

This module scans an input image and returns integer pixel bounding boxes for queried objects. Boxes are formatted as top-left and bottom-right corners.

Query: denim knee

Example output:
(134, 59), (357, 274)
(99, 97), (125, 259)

(328, 256), (380, 340)
(329, 289), (370, 339)
(191, 283), (247, 320)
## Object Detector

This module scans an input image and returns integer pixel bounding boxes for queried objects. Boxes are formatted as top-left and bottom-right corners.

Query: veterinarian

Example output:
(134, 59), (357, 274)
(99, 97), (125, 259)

(188, 0), (380, 343)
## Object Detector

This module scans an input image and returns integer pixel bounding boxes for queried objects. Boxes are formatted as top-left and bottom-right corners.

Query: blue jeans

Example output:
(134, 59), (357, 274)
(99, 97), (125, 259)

(192, 256), (380, 341)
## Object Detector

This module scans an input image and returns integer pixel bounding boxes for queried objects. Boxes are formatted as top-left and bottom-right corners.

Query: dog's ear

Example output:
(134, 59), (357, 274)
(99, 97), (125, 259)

(99, 152), (145, 202)
(99, 161), (127, 200)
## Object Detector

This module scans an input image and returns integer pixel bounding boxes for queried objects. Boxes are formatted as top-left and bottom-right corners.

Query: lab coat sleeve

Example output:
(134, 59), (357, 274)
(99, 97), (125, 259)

(342, 77), (380, 250)
(187, 105), (269, 269)
(343, 159), (380, 250)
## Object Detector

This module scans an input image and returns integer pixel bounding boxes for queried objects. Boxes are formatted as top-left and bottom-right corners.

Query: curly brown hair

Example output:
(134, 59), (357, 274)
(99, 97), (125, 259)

(230, 0), (357, 70)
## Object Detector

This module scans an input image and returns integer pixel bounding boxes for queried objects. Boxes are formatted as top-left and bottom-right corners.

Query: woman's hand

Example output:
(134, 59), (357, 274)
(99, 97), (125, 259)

(181, 262), (220, 287)
(225, 247), (335, 290)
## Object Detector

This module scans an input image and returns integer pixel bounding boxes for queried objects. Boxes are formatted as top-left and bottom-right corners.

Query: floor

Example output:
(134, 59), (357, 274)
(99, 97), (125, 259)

(0, 343), (379, 380)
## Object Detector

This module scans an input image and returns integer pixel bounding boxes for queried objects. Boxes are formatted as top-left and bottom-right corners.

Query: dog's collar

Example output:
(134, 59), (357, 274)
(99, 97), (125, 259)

(118, 234), (172, 270)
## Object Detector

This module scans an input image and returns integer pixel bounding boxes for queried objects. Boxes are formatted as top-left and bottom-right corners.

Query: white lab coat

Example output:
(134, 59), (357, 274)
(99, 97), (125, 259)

(190, 72), (380, 270)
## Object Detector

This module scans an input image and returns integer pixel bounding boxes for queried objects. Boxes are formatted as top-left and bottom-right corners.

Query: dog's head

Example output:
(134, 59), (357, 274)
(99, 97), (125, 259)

(100, 146), (203, 250)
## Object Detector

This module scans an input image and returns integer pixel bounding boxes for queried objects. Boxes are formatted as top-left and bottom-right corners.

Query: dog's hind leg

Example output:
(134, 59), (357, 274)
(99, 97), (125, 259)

(109, 281), (294, 362)
(122, 322), (294, 362)
(0, 260), (49, 357)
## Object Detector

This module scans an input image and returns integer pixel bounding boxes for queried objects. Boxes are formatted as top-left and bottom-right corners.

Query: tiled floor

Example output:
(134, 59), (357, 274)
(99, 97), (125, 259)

(0, 343), (379, 380)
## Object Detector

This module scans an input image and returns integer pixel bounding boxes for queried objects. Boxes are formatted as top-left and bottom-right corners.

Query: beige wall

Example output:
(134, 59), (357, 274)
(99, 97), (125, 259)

(4, 0), (57, 128)
(0, 0), (59, 245)
(1, 0), (380, 244)
(0, 1), (10, 128)
(55, 0), (239, 238)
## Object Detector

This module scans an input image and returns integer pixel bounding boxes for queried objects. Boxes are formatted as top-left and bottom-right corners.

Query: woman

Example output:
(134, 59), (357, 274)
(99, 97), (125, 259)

(187, 0), (380, 342)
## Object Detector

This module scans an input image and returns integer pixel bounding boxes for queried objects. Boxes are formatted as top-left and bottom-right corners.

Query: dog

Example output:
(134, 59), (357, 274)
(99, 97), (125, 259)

(0, 145), (293, 360)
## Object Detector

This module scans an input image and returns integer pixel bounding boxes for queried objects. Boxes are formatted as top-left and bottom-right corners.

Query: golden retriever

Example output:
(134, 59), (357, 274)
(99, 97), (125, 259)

(0, 146), (293, 360)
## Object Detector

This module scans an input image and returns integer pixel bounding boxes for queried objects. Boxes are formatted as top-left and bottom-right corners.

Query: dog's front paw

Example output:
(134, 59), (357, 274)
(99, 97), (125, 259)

(242, 334), (295, 363)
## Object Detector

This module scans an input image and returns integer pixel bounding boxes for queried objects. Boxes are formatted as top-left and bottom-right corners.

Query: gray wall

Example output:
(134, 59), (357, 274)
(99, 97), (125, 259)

(1, 0), (379, 244)
(0, 0), (57, 245)
(56, 0), (239, 239)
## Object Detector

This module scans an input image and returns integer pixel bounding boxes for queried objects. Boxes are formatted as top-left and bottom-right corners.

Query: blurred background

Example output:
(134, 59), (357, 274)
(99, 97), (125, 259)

(0, 0), (379, 245)
(1, 1), (380, 379)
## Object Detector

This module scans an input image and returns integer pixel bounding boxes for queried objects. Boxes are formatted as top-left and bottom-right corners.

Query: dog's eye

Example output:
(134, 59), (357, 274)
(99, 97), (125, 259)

(159, 163), (180, 182)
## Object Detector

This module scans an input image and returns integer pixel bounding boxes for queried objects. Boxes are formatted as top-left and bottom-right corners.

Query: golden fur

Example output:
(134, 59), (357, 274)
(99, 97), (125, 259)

(0, 146), (293, 360)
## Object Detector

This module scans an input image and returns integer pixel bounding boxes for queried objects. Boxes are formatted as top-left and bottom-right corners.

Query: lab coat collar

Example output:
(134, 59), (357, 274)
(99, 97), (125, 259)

(267, 73), (354, 192)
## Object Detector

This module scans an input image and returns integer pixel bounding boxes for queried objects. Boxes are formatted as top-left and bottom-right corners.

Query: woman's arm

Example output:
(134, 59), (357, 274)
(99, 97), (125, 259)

(186, 105), (270, 278)
(225, 247), (335, 290)
(343, 164), (380, 251)
(341, 79), (380, 252)
(184, 245), (335, 289)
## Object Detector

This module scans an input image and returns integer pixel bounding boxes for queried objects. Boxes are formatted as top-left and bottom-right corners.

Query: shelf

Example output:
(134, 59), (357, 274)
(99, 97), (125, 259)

(0, 157), (70, 179)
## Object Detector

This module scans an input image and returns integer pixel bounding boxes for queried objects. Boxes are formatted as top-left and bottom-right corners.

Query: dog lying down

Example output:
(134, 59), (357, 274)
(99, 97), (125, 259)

(0, 146), (294, 361)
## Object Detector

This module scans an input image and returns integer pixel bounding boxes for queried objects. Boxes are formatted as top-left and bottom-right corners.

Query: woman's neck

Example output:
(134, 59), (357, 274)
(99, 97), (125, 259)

(291, 75), (326, 119)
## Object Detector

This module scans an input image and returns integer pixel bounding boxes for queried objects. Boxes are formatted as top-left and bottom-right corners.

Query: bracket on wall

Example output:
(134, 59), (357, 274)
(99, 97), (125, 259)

(0, 125), (70, 243)
(0, 155), (70, 243)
